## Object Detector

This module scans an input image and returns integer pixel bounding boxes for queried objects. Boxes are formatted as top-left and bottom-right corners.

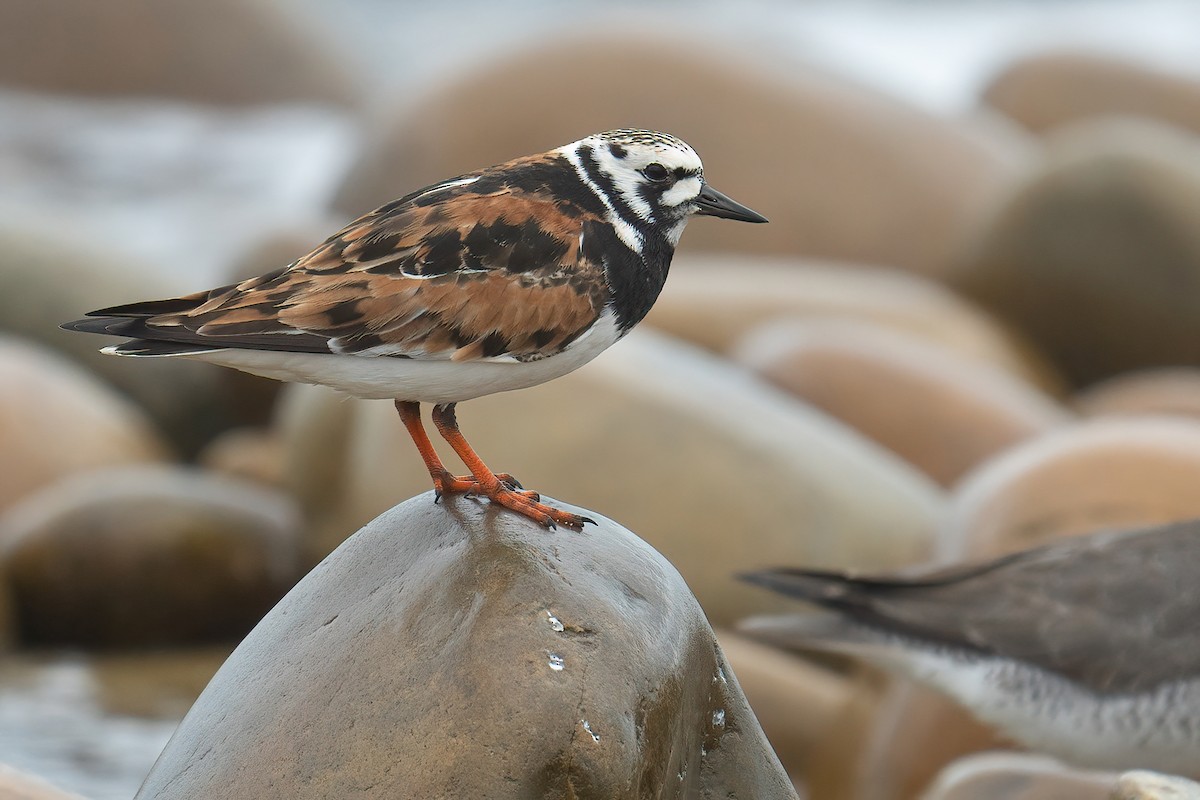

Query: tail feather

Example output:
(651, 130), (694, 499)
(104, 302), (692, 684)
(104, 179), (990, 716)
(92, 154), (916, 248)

(103, 339), (221, 357)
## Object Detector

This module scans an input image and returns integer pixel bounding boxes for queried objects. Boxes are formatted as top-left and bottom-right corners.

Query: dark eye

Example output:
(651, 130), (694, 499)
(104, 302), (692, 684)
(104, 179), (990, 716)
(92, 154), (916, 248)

(642, 163), (670, 183)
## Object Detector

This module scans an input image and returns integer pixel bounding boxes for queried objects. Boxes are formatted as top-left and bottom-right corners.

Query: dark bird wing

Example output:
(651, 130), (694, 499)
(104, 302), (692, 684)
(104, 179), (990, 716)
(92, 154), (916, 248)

(64, 156), (610, 362)
(741, 521), (1200, 694)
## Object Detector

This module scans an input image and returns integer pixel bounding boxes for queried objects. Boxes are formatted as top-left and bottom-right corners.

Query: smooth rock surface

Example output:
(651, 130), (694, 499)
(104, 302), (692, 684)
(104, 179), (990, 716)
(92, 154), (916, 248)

(0, 0), (355, 106)
(0, 466), (302, 647)
(983, 52), (1200, 136)
(940, 417), (1200, 560)
(335, 31), (1027, 277)
(135, 494), (798, 799)
(1115, 771), (1200, 799)
(1075, 369), (1200, 422)
(0, 336), (167, 515)
(736, 319), (1070, 487)
(716, 629), (855, 782)
(922, 752), (1114, 800)
(197, 427), (285, 489)
(280, 328), (944, 625)
(950, 120), (1200, 386)
(644, 256), (1060, 394)
(0, 764), (88, 800)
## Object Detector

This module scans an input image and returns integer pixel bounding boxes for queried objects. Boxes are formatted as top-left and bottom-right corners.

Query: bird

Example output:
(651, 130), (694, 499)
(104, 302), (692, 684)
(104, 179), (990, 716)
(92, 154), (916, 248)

(738, 520), (1200, 775)
(62, 129), (767, 530)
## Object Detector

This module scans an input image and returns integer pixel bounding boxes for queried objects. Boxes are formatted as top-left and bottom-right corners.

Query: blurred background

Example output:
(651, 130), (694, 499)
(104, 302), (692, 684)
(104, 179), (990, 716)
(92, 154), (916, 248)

(3, 0), (1200, 797)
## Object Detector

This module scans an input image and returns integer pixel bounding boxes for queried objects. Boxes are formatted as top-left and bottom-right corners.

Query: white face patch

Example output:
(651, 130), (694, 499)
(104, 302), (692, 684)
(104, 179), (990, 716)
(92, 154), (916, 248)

(559, 142), (645, 253)
(661, 176), (702, 208)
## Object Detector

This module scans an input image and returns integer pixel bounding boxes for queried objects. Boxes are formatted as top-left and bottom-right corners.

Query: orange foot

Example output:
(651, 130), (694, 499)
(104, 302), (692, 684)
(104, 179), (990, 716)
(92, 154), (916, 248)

(437, 471), (592, 530)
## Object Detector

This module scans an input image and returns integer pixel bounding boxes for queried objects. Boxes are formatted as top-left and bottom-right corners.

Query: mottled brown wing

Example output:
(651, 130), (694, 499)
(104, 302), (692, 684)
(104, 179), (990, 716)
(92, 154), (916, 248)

(113, 178), (609, 362)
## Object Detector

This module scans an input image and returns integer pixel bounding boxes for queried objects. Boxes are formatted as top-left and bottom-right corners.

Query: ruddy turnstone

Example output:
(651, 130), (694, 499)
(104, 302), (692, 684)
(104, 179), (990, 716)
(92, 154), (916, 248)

(739, 520), (1200, 774)
(63, 129), (766, 529)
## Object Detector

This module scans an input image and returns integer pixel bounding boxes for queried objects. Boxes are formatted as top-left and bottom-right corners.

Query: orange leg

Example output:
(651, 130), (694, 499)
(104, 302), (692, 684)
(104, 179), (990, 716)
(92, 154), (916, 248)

(430, 403), (595, 531)
(394, 400), (475, 499)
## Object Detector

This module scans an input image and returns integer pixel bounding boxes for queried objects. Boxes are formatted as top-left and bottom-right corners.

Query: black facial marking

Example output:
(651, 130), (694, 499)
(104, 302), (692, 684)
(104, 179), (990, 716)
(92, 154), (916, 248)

(608, 143), (627, 159)
(577, 144), (644, 232)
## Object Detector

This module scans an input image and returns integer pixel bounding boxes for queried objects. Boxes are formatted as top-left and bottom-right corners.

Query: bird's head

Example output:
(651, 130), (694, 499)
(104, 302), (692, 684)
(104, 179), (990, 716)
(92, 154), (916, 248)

(559, 128), (767, 247)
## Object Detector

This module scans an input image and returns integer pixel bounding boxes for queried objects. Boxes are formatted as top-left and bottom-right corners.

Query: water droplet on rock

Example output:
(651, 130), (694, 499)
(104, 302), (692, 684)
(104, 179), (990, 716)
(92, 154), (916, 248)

(712, 708), (726, 728)
(581, 719), (600, 742)
(547, 653), (565, 671)
(545, 611), (564, 632)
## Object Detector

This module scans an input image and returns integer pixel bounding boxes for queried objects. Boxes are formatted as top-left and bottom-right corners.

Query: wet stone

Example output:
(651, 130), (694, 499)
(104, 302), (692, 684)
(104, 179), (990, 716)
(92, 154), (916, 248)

(135, 494), (798, 799)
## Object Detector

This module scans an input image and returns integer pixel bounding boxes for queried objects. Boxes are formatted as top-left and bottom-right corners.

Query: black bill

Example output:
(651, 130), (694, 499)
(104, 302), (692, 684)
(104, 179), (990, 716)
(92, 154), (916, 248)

(693, 183), (768, 223)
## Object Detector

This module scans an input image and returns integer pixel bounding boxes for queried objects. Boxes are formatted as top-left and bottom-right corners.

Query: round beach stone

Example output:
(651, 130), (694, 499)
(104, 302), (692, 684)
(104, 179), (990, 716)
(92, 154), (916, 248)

(0, 0), (355, 106)
(855, 681), (1015, 800)
(134, 494), (798, 799)
(949, 120), (1200, 386)
(1115, 771), (1200, 799)
(0, 218), (276, 455)
(940, 417), (1200, 560)
(0, 466), (302, 648)
(1075, 368), (1200, 422)
(982, 51), (1200, 136)
(281, 328), (944, 625)
(645, 255), (1061, 394)
(197, 427), (285, 489)
(0, 764), (88, 800)
(921, 752), (1114, 800)
(0, 336), (167, 515)
(334, 31), (1027, 277)
(735, 319), (1070, 487)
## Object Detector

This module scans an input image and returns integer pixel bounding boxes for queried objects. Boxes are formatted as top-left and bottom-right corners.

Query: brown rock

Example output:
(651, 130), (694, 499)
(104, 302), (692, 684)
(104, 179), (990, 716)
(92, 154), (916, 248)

(715, 629), (855, 783)
(1075, 369), (1200, 422)
(334, 30), (1027, 277)
(197, 427), (284, 489)
(736, 319), (1070, 487)
(0, 336), (167, 515)
(0, 466), (303, 647)
(134, 494), (799, 799)
(1114, 771), (1200, 799)
(922, 752), (1114, 800)
(0, 219), (276, 455)
(857, 681), (1013, 800)
(280, 329), (943, 624)
(941, 417), (1200, 560)
(949, 120), (1200, 386)
(645, 255), (1062, 394)
(0, 764), (88, 800)
(983, 51), (1200, 136)
(0, 0), (356, 106)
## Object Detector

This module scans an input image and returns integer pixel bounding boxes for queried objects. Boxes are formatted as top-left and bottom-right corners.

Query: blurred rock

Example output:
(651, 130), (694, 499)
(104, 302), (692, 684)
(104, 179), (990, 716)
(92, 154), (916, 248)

(858, 681), (1013, 800)
(0, 764), (88, 800)
(1075, 369), (1200, 422)
(0, 0), (356, 106)
(940, 417), (1200, 560)
(0, 466), (303, 648)
(950, 120), (1200, 386)
(922, 752), (1114, 800)
(135, 494), (799, 799)
(0, 217), (278, 455)
(280, 328), (943, 625)
(1115, 771), (1200, 799)
(646, 255), (1062, 394)
(197, 427), (284, 489)
(982, 51), (1200, 136)
(736, 319), (1070, 487)
(0, 336), (168, 515)
(335, 30), (1029, 277)
(716, 629), (855, 783)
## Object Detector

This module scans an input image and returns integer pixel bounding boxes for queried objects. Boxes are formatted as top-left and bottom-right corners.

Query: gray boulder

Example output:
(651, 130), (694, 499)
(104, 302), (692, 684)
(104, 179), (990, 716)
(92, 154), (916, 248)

(135, 494), (798, 799)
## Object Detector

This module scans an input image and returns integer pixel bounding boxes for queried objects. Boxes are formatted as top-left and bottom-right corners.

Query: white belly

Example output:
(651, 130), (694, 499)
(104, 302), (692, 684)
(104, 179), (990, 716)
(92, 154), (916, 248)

(166, 311), (622, 404)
